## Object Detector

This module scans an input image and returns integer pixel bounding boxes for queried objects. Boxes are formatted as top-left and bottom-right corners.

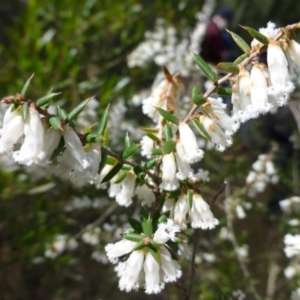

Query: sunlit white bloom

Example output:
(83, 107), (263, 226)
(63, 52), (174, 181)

(178, 122), (204, 163)
(63, 125), (89, 169)
(236, 205), (246, 219)
(115, 171), (136, 207)
(153, 219), (180, 243)
(267, 39), (294, 106)
(97, 164), (113, 188)
(160, 153), (179, 191)
(289, 219), (300, 226)
(39, 128), (62, 164)
(285, 39), (300, 67)
(284, 234), (300, 258)
(66, 238), (79, 251)
(205, 97), (239, 134)
(162, 198), (175, 214)
(189, 168), (210, 183)
(135, 184), (155, 206)
(13, 105), (44, 165)
(174, 194), (188, 227)
(86, 143), (102, 183)
(159, 247), (182, 282)
(105, 239), (137, 264)
(44, 235), (67, 259)
(251, 22), (278, 50)
(284, 265), (297, 279)
(141, 135), (155, 158)
(200, 115), (232, 151)
(190, 193), (219, 229)
(175, 141), (193, 180)
(0, 107), (24, 154)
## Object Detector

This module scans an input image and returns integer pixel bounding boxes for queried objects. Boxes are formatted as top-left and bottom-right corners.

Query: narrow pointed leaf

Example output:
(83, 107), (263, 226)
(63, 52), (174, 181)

(193, 53), (218, 82)
(158, 215), (168, 223)
(97, 105), (109, 136)
(66, 97), (92, 122)
(128, 217), (143, 233)
(124, 133), (131, 148)
(216, 62), (239, 74)
(132, 240), (146, 251)
(146, 132), (160, 142)
(216, 87), (232, 96)
(122, 143), (140, 159)
(234, 53), (248, 65)
(50, 136), (65, 161)
(152, 148), (163, 155)
(142, 219), (153, 237)
(102, 162), (123, 183)
(49, 116), (62, 130)
(20, 74), (34, 97)
(192, 85), (205, 105)
(241, 26), (269, 45)
(187, 190), (193, 210)
(140, 206), (149, 221)
(164, 123), (173, 140)
(36, 93), (61, 107)
(98, 151), (107, 173)
(156, 107), (179, 125)
(149, 247), (161, 265)
(191, 118), (211, 141)
(165, 244), (178, 260)
(57, 106), (68, 120)
(21, 103), (29, 121)
(226, 30), (250, 54)
(163, 139), (176, 154)
(123, 233), (143, 243)
(145, 157), (159, 169)
(113, 171), (128, 184)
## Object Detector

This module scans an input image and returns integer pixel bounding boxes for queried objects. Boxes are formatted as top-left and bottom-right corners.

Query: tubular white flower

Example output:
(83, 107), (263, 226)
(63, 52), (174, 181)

(153, 219), (180, 244)
(115, 171), (136, 207)
(119, 250), (144, 292)
(13, 105), (44, 165)
(162, 197), (175, 213)
(200, 115), (232, 151)
(144, 252), (164, 294)
(267, 39), (294, 105)
(284, 234), (300, 258)
(190, 193), (219, 229)
(237, 66), (251, 112)
(160, 153), (179, 191)
(250, 63), (272, 115)
(40, 128), (62, 164)
(0, 110), (24, 154)
(174, 194), (188, 227)
(105, 239), (137, 264)
(86, 143), (102, 183)
(141, 135), (154, 158)
(178, 122), (204, 163)
(159, 247), (182, 283)
(175, 141), (193, 180)
(285, 39), (300, 68)
(63, 126), (89, 169)
(135, 184), (155, 206)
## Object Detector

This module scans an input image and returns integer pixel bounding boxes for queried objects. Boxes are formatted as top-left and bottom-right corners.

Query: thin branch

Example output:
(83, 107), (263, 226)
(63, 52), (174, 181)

(266, 262), (280, 300)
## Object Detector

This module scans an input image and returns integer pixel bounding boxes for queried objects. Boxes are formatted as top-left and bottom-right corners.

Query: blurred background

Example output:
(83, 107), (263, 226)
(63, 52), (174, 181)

(0, 0), (300, 299)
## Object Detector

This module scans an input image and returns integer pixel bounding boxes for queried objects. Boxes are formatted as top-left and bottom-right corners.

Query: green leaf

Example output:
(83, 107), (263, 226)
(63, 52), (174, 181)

(156, 107), (179, 125)
(226, 30), (250, 54)
(145, 157), (159, 169)
(21, 103), (29, 121)
(132, 240), (146, 251)
(192, 85), (205, 105)
(149, 247), (161, 265)
(164, 245), (178, 260)
(234, 53), (248, 65)
(122, 144), (140, 159)
(124, 133), (131, 148)
(152, 148), (163, 155)
(57, 106), (68, 120)
(102, 163), (123, 183)
(191, 119), (211, 141)
(164, 124), (173, 140)
(49, 116), (62, 130)
(20, 74), (34, 97)
(216, 87), (232, 96)
(66, 97), (92, 122)
(158, 215), (168, 223)
(192, 53), (218, 82)
(113, 171), (128, 184)
(241, 26), (269, 45)
(97, 105), (109, 136)
(36, 93), (61, 107)
(142, 219), (153, 237)
(140, 206), (149, 221)
(128, 217), (143, 233)
(123, 233), (143, 243)
(163, 140), (176, 154)
(146, 132), (160, 142)
(187, 190), (193, 210)
(216, 62), (239, 74)
(50, 136), (65, 161)
(98, 151), (107, 173)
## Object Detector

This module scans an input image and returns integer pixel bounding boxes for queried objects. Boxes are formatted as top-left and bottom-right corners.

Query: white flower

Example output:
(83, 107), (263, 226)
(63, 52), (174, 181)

(153, 219), (180, 243)
(189, 168), (210, 183)
(236, 205), (246, 219)
(13, 104), (45, 165)
(44, 235), (67, 259)
(63, 125), (89, 169)
(135, 184), (155, 206)
(174, 194), (188, 227)
(159, 247), (182, 282)
(0, 106), (24, 154)
(105, 239), (137, 264)
(141, 135), (154, 158)
(39, 128), (62, 164)
(190, 193), (219, 229)
(82, 227), (100, 245)
(285, 39), (300, 67)
(178, 122), (204, 163)
(284, 234), (300, 258)
(175, 141), (193, 180)
(267, 39), (294, 105)
(86, 143), (102, 183)
(160, 153), (179, 191)
(115, 171), (136, 207)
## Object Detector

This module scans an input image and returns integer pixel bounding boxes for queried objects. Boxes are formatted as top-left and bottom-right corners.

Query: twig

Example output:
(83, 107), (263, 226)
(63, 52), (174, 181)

(266, 263), (280, 300)
(211, 181), (227, 206)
